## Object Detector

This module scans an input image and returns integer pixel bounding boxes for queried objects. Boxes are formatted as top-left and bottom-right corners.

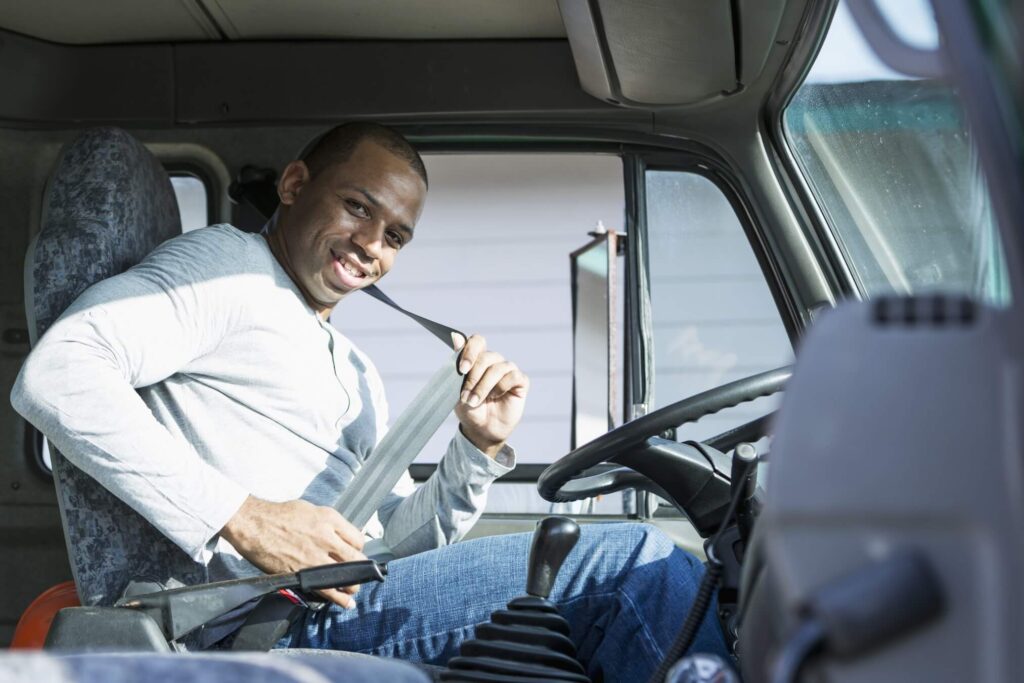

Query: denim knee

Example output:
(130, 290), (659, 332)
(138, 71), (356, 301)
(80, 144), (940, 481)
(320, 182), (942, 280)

(577, 522), (701, 579)
(590, 522), (682, 555)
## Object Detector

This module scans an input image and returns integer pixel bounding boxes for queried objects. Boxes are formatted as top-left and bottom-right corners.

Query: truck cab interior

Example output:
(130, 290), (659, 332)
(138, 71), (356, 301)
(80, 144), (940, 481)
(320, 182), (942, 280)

(1, 1), (1022, 681)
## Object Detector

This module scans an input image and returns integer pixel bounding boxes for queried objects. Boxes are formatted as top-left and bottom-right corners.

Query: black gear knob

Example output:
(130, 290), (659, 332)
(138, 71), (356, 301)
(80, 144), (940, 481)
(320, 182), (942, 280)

(526, 516), (581, 599)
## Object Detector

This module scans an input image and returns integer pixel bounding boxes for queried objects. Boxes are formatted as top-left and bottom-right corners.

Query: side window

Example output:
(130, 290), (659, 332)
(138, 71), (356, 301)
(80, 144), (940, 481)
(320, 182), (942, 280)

(169, 173), (210, 232)
(646, 170), (792, 440)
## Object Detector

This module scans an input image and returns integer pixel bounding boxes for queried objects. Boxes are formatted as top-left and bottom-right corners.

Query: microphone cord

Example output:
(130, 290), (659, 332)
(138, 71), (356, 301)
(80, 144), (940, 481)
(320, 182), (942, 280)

(647, 456), (756, 683)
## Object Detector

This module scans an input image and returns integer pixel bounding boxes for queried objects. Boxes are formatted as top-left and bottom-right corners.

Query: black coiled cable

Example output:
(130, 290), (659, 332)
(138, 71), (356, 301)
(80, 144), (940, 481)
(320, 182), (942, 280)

(647, 559), (724, 683)
(647, 456), (756, 683)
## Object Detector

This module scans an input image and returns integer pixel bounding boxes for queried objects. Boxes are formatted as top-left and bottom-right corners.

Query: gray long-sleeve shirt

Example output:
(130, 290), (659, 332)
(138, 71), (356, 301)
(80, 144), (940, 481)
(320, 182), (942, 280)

(12, 224), (513, 586)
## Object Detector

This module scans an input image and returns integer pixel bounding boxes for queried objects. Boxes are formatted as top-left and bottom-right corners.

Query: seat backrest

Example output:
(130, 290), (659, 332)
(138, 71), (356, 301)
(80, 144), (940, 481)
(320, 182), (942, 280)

(27, 127), (205, 605)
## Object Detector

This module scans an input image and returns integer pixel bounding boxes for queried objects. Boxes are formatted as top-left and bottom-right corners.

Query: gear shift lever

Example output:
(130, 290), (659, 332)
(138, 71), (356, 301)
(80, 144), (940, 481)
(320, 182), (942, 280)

(526, 516), (580, 598)
(441, 517), (589, 682)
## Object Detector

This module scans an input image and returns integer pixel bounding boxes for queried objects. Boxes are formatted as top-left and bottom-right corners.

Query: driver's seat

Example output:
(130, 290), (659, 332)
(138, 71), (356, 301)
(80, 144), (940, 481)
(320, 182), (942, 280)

(22, 129), (314, 655)
(19, 130), (438, 681)
(25, 127), (208, 613)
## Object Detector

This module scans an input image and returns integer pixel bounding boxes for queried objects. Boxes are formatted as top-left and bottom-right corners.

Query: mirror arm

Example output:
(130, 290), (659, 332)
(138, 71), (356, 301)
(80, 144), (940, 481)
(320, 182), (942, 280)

(846, 0), (944, 78)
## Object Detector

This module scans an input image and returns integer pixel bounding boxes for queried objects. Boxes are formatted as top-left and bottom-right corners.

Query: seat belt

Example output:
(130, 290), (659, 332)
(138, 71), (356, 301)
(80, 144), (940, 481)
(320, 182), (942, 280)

(228, 286), (466, 651)
(336, 285), (467, 531)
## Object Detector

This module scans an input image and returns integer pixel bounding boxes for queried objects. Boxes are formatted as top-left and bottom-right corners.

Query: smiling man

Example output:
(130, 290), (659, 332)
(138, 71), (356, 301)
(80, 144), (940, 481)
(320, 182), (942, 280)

(12, 123), (728, 681)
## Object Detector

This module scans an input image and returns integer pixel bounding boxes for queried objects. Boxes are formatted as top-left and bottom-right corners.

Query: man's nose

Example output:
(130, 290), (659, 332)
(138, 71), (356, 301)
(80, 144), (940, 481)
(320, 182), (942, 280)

(352, 223), (384, 261)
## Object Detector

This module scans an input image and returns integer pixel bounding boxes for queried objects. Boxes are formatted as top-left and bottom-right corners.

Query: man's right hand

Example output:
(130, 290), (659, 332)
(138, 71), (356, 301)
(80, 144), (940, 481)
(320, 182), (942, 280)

(220, 496), (366, 609)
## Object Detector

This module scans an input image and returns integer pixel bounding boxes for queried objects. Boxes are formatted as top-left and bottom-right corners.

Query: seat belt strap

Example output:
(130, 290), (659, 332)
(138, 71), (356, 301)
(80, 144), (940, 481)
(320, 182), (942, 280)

(335, 352), (463, 529)
(363, 284), (463, 350)
(334, 285), (467, 531)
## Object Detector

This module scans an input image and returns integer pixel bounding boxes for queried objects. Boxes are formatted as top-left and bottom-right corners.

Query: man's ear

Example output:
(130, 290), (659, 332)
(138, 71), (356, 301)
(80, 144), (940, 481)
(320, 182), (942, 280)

(278, 161), (311, 206)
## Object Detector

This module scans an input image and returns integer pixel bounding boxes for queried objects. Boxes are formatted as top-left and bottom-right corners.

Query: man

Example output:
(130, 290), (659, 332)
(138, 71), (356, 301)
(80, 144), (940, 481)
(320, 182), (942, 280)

(12, 123), (727, 680)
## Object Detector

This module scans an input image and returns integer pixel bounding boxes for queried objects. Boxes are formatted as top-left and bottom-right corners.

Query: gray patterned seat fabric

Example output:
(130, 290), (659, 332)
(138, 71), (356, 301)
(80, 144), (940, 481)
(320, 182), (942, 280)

(26, 127), (205, 607)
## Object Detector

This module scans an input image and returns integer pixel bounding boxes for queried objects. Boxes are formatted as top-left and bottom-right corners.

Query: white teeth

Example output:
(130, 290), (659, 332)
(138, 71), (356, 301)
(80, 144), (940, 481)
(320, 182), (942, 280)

(342, 262), (364, 278)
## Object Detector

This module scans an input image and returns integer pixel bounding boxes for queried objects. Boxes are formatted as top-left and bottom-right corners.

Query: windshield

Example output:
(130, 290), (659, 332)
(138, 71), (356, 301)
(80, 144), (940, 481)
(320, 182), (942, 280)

(783, 0), (1010, 305)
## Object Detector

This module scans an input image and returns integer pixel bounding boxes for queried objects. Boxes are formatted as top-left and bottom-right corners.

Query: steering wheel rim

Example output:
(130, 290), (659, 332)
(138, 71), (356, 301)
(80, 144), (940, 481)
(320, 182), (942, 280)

(538, 366), (792, 503)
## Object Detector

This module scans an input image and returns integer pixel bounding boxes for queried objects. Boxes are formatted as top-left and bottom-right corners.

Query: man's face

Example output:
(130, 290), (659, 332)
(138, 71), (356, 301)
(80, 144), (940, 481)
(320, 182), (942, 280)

(273, 140), (427, 315)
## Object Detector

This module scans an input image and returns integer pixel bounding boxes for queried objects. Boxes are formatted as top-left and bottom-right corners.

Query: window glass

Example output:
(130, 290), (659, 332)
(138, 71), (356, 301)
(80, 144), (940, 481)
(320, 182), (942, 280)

(783, 0), (1009, 304)
(334, 154), (626, 514)
(170, 174), (209, 232)
(647, 171), (792, 441)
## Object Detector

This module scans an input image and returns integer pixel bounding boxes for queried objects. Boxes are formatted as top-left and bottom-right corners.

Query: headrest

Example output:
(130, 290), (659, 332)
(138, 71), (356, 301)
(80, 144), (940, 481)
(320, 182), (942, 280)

(27, 127), (181, 343)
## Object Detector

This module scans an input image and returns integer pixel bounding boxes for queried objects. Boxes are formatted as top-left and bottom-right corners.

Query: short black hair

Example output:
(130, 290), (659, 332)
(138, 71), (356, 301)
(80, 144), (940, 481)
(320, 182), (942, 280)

(301, 122), (428, 187)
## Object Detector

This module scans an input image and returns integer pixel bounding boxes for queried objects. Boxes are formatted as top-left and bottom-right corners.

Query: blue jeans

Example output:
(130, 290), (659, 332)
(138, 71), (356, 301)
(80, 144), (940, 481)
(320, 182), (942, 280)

(278, 523), (729, 682)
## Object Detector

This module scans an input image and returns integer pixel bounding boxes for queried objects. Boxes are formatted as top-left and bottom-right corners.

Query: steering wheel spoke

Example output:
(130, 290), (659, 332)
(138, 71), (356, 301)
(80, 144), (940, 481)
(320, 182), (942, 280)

(559, 466), (670, 500)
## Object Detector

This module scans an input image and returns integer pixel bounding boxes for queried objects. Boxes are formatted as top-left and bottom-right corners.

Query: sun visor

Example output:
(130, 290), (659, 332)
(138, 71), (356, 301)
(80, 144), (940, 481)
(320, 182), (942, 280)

(559, 0), (786, 107)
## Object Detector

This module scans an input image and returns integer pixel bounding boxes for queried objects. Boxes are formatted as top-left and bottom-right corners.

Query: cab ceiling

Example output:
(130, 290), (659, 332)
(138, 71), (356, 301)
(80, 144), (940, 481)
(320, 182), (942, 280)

(0, 0), (811, 127)
(0, 0), (567, 44)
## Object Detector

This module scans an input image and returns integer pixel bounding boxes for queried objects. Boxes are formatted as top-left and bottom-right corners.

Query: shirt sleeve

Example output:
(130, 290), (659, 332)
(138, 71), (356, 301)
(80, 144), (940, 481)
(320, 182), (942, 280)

(10, 226), (253, 561)
(364, 363), (516, 559)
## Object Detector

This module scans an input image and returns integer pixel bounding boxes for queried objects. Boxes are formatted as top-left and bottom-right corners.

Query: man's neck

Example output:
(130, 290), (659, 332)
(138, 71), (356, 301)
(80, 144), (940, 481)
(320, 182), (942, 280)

(262, 232), (334, 320)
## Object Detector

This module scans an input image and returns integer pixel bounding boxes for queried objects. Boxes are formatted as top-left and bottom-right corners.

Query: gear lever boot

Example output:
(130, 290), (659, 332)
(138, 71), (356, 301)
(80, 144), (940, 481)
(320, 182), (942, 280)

(441, 517), (589, 682)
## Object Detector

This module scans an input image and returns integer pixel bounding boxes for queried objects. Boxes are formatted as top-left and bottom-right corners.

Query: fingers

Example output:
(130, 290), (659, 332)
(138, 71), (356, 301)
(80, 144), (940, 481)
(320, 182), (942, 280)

(320, 508), (364, 552)
(461, 348), (498, 406)
(495, 366), (530, 398)
(457, 334), (487, 375)
(462, 354), (528, 408)
(315, 508), (366, 594)
(317, 587), (358, 610)
(470, 361), (527, 407)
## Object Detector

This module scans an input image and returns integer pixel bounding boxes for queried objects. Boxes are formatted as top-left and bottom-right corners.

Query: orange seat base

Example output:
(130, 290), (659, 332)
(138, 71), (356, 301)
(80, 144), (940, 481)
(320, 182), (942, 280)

(11, 581), (81, 649)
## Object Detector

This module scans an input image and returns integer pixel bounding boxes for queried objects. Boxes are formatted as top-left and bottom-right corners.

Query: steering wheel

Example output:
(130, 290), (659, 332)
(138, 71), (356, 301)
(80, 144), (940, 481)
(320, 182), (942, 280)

(537, 366), (791, 534)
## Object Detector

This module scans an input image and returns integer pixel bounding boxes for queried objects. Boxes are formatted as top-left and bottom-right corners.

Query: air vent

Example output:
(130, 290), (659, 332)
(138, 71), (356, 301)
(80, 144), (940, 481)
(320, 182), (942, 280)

(873, 295), (977, 327)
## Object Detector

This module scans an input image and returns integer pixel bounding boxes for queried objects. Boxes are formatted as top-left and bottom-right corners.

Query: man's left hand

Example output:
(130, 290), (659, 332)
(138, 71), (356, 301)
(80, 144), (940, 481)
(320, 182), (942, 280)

(454, 334), (529, 458)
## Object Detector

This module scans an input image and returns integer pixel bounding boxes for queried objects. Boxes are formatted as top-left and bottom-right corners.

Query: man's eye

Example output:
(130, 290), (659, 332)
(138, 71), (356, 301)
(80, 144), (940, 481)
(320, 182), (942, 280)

(346, 200), (369, 218)
(386, 230), (405, 248)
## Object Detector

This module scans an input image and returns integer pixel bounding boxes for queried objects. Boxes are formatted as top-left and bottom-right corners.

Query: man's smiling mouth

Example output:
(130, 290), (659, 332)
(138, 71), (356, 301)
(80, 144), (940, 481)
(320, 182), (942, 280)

(330, 248), (371, 286)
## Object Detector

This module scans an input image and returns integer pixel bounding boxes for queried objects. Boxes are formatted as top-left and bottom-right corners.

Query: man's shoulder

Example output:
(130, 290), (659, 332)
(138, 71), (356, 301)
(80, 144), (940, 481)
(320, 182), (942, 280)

(142, 224), (272, 276)
(153, 224), (256, 257)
